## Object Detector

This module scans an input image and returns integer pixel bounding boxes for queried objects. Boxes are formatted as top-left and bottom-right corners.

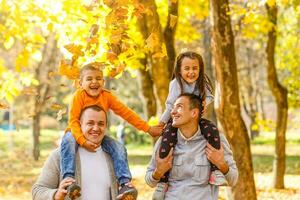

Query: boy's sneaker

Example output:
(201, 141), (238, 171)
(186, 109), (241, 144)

(116, 182), (138, 200)
(152, 182), (168, 200)
(209, 170), (228, 186)
(67, 183), (81, 200)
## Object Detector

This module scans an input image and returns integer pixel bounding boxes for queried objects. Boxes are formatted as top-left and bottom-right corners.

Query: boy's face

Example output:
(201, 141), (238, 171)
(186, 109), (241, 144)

(80, 69), (104, 97)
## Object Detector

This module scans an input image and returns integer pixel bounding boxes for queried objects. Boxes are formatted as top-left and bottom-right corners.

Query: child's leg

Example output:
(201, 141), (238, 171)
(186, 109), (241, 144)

(60, 131), (78, 179)
(101, 135), (132, 185)
(199, 119), (220, 171)
(158, 119), (178, 182)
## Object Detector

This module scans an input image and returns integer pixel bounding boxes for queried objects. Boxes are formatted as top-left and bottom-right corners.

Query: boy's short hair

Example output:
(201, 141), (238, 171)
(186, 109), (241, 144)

(80, 62), (105, 79)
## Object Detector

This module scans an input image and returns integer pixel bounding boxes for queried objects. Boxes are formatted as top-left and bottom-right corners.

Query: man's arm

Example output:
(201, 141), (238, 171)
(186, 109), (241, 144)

(32, 150), (61, 200)
(205, 134), (238, 186)
(145, 138), (173, 187)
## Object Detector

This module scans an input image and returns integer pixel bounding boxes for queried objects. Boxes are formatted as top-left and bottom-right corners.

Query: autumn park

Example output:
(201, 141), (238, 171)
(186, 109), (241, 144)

(0, 0), (300, 199)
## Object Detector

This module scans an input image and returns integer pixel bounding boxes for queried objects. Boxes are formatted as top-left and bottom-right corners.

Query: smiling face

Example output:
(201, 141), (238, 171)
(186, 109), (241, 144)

(171, 96), (199, 128)
(180, 57), (200, 84)
(80, 69), (104, 98)
(80, 108), (107, 145)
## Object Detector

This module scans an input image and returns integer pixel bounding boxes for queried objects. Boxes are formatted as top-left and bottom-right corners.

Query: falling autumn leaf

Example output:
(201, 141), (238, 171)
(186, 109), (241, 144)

(51, 103), (63, 110)
(64, 44), (84, 57)
(145, 32), (159, 52)
(59, 59), (80, 80)
(22, 87), (38, 96)
(0, 102), (9, 109)
(56, 109), (67, 121)
(106, 51), (118, 64)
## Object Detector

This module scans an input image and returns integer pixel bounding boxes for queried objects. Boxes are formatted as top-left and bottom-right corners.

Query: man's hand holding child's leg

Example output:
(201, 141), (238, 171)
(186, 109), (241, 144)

(82, 140), (98, 152)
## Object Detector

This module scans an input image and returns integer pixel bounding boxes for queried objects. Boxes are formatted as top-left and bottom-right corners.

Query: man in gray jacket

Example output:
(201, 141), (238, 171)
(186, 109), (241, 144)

(145, 93), (238, 200)
(32, 105), (119, 200)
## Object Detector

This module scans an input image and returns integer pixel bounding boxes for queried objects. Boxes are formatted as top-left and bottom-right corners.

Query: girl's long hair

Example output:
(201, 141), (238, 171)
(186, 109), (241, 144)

(172, 51), (213, 102)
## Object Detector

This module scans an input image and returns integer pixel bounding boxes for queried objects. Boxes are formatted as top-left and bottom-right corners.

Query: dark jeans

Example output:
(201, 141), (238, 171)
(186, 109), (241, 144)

(158, 118), (221, 183)
(60, 131), (131, 185)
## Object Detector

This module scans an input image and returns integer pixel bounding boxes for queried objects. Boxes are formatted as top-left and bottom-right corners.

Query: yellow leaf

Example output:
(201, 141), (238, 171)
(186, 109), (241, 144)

(148, 116), (159, 126)
(169, 14), (178, 29)
(171, 0), (178, 3)
(4, 36), (15, 50)
(51, 103), (63, 110)
(267, 0), (276, 6)
(47, 22), (54, 32)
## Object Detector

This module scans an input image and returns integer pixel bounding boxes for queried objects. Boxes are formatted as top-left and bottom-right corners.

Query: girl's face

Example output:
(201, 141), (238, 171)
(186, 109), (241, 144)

(180, 57), (200, 84)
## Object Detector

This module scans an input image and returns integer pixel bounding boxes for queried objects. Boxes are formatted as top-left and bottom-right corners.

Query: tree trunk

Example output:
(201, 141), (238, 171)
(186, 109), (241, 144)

(33, 111), (40, 161)
(138, 0), (176, 114)
(163, 0), (178, 75)
(32, 35), (60, 160)
(265, 3), (288, 189)
(210, 1), (257, 199)
(138, 58), (157, 119)
(202, 18), (217, 123)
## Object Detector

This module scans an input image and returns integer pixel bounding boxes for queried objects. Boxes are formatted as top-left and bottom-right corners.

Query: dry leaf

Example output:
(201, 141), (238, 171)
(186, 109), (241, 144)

(64, 44), (84, 57)
(59, 60), (80, 80)
(51, 103), (63, 110)
(22, 88), (38, 96)
(0, 102), (9, 109)
(106, 51), (118, 64)
(171, 0), (177, 3)
(169, 14), (178, 29)
(57, 109), (67, 121)
(145, 32), (159, 52)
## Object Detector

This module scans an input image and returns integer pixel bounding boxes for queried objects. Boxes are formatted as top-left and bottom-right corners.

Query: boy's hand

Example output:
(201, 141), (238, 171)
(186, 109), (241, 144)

(82, 140), (98, 152)
(148, 125), (163, 137)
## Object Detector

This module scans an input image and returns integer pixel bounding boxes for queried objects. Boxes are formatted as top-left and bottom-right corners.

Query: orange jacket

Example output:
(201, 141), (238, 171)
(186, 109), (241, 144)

(66, 89), (150, 146)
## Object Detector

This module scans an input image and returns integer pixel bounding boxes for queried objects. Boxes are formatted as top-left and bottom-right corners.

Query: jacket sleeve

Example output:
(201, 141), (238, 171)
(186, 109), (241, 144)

(220, 134), (238, 186)
(145, 138), (162, 187)
(32, 150), (61, 200)
(69, 92), (86, 146)
(108, 92), (150, 132)
(160, 80), (180, 123)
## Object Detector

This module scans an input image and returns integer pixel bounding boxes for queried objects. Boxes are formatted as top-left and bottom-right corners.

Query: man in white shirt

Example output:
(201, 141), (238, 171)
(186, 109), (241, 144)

(32, 105), (128, 200)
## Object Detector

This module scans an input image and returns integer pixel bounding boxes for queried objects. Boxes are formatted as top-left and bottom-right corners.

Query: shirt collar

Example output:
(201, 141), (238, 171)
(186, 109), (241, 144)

(178, 125), (201, 142)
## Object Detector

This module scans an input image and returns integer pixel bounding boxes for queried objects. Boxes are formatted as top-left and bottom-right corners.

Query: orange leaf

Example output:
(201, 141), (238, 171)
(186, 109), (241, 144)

(59, 60), (80, 80)
(64, 44), (84, 57)
(22, 87), (38, 96)
(106, 51), (118, 64)
(0, 102), (9, 109)
(145, 32), (159, 52)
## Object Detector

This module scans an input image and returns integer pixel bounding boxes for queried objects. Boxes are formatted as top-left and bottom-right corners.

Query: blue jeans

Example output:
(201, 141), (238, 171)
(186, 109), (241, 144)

(60, 131), (132, 185)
